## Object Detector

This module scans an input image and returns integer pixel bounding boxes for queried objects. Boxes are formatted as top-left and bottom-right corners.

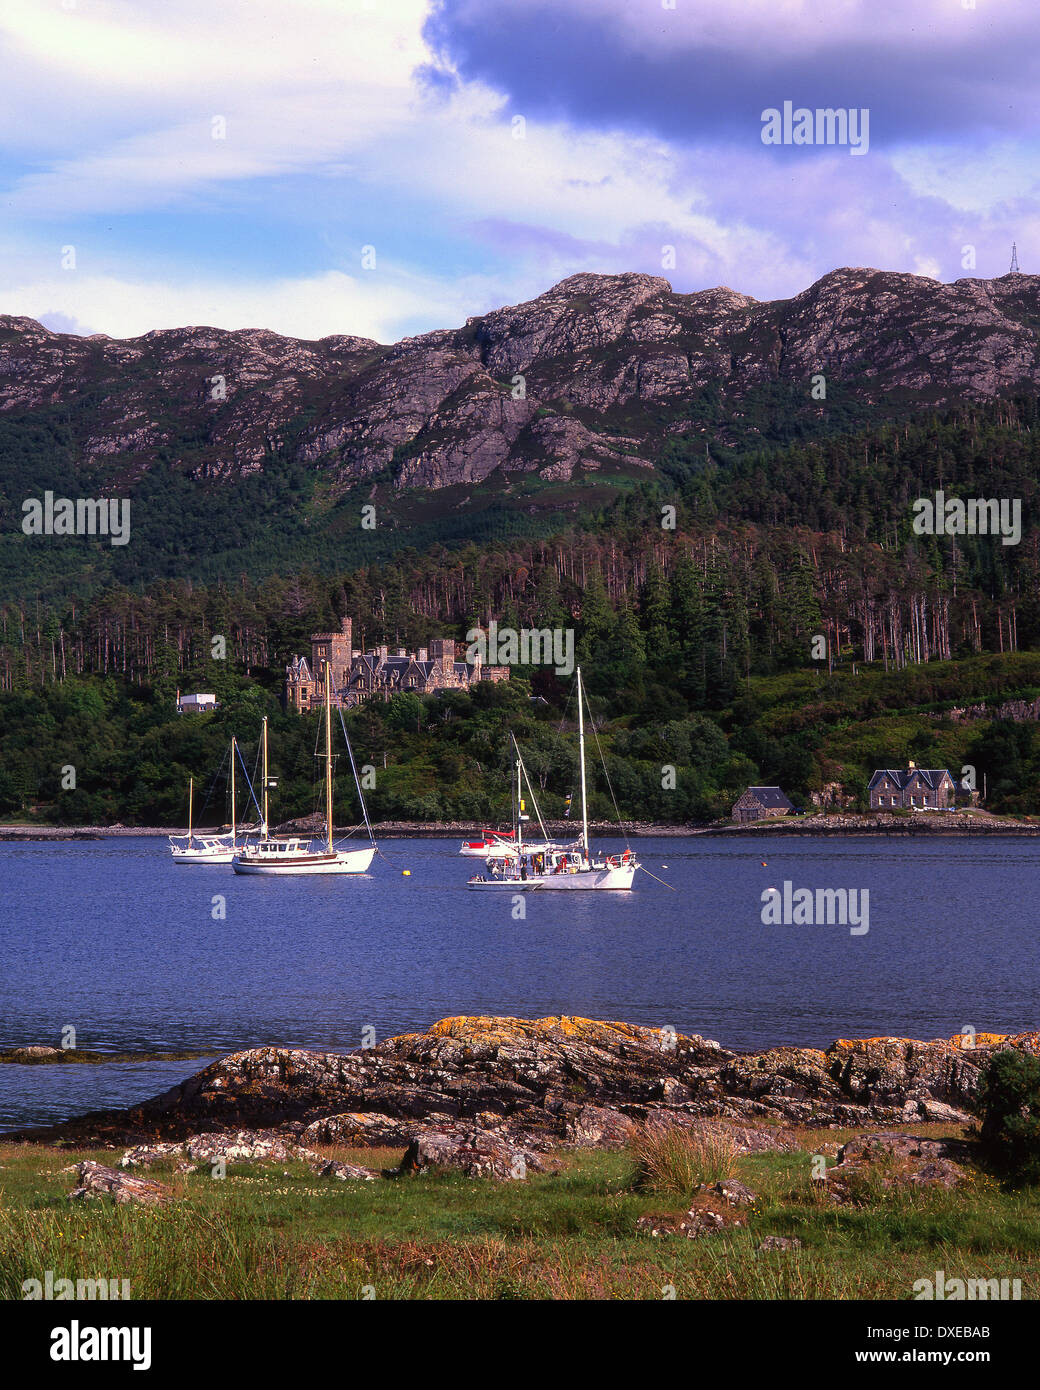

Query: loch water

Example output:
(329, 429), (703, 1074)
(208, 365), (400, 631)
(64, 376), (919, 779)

(1, 834), (1036, 1129)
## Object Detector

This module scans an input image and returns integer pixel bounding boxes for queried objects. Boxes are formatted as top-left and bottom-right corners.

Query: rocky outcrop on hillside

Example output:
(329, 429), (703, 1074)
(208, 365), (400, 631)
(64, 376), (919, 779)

(9, 1015), (1037, 1150)
(2, 267), (1037, 494)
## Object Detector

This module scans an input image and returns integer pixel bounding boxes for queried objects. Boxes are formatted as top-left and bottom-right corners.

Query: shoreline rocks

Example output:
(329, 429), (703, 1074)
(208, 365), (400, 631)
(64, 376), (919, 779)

(0, 1046), (217, 1066)
(7, 1014), (1034, 1153)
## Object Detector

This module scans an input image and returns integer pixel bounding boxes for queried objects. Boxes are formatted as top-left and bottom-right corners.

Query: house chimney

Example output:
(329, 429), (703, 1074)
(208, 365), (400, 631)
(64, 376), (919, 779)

(418, 647), (428, 662)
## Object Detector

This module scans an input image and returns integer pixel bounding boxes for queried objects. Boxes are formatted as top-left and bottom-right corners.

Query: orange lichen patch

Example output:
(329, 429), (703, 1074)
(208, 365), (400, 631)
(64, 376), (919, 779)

(947, 1032), (1007, 1049)
(830, 1031), (1016, 1053)
(424, 1015), (672, 1047)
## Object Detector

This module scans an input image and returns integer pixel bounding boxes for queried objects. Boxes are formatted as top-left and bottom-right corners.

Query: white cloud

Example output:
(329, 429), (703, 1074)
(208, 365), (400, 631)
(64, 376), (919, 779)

(0, 0), (1034, 337)
(0, 265), (519, 342)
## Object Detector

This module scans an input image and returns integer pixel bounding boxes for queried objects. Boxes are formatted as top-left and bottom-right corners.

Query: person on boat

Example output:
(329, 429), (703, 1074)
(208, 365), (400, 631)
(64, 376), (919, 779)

(520, 861), (528, 881)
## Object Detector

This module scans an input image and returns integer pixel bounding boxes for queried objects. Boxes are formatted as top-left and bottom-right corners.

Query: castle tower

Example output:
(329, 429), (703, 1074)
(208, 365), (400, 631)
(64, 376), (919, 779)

(429, 638), (455, 681)
(310, 616), (353, 704)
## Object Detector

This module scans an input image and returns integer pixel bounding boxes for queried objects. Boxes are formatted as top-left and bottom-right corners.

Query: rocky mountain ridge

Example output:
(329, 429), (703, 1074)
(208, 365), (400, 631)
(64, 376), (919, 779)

(2, 267), (1038, 496)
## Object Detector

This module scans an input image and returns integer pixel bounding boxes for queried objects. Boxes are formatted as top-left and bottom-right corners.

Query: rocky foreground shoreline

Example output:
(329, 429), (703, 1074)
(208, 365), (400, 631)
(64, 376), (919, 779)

(8, 1016), (1033, 1160)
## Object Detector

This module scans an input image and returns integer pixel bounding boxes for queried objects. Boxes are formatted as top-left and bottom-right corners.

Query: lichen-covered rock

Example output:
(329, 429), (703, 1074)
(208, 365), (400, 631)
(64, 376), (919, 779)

(818, 1130), (971, 1204)
(70, 1161), (173, 1206)
(637, 1199), (748, 1239)
(758, 1236), (802, 1253)
(1, 1045), (64, 1062)
(184, 1130), (300, 1165)
(826, 1037), (987, 1115)
(121, 1141), (187, 1168)
(708, 1179), (758, 1208)
(399, 1125), (554, 1181)
(15, 1014), (1040, 1153)
(309, 1158), (379, 1182)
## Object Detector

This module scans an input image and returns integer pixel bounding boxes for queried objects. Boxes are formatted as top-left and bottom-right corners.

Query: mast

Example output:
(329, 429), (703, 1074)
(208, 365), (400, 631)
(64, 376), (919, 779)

(324, 661), (334, 853)
(229, 737), (237, 848)
(577, 666), (590, 861)
(188, 776), (193, 845)
(261, 716), (269, 836)
(516, 756), (524, 857)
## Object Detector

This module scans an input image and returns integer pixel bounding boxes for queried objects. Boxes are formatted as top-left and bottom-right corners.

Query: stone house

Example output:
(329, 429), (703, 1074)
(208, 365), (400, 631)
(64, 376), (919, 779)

(867, 765), (956, 810)
(731, 786), (794, 823)
(285, 617), (509, 711)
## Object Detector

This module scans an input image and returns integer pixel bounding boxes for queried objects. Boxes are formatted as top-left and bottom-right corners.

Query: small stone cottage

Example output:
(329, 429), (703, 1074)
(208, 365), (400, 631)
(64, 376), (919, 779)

(731, 786), (794, 823)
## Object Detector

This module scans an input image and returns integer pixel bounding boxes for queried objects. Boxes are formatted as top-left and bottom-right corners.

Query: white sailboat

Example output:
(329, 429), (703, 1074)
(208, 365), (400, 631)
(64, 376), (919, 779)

(232, 664), (376, 876)
(460, 830), (520, 857)
(468, 667), (639, 891)
(459, 827), (555, 858)
(169, 739), (243, 864)
(466, 753), (547, 891)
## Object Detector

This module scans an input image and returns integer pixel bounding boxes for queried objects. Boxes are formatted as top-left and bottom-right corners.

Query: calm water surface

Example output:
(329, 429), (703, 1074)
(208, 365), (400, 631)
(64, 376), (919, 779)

(1, 834), (1036, 1128)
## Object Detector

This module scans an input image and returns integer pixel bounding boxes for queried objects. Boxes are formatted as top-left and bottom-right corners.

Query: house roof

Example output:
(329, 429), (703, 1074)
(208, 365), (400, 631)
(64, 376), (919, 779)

(868, 768), (953, 791)
(745, 786), (793, 809)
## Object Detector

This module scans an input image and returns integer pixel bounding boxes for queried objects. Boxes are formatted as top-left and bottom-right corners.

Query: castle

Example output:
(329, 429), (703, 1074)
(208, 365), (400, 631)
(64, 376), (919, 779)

(285, 617), (509, 712)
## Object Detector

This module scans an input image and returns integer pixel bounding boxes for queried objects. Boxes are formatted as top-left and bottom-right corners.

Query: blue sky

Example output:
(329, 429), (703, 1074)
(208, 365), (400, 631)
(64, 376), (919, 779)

(0, 0), (1036, 342)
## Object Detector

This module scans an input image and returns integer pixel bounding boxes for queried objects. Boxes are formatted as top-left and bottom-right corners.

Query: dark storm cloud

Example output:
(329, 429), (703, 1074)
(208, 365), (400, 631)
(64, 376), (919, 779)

(424, 0), (1040, 149)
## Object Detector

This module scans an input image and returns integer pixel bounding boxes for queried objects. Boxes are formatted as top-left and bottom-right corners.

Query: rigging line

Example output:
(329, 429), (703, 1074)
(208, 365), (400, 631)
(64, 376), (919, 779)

(337, 707), (392, 864)
(234, 741), (264, 824)
(510, 733), (550, 844)
(330, 821), (366, 848)
(586, 694), (631, 851)
(248, 739), (264, 815)
(639, 865), (676, 891)
(195, 742), (232, 820)
(544, 681), (577, 782)
(529, 680), (579, 828)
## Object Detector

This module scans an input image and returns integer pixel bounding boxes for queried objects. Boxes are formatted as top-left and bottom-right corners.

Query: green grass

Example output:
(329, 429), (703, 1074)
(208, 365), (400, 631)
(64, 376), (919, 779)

(1, 1130), (1038, 1299)
(630, 1122), (738, 1194)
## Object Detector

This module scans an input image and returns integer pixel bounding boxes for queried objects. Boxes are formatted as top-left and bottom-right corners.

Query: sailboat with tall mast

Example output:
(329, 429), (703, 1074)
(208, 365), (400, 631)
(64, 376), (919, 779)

(231, 663), (376, 876)
(468, 667), (639, 890)
(169, 738), (244, 864)
(466, 745), (547, 891)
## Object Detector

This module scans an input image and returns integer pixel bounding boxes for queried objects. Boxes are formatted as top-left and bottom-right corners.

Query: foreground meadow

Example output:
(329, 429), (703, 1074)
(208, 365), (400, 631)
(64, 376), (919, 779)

(1, 1124), (1037, 1300)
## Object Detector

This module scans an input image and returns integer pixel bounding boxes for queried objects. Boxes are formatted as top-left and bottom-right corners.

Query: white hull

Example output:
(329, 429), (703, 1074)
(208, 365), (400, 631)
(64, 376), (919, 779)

(468, 863), (636, 890)
(467, 875), (544, 890)
(171, 849), (236, 864)
(232, 846), (376, 876)
(534, 863), (637, 890)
